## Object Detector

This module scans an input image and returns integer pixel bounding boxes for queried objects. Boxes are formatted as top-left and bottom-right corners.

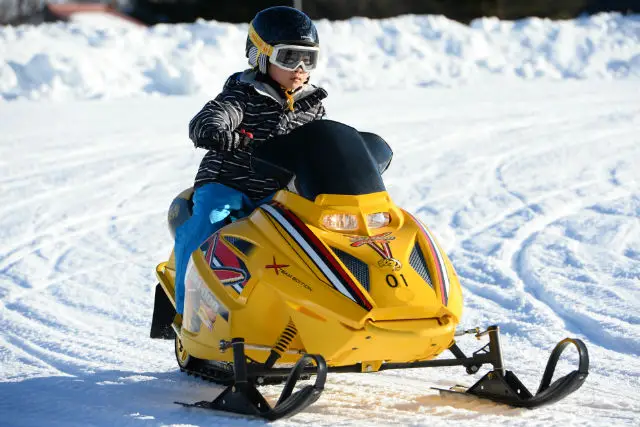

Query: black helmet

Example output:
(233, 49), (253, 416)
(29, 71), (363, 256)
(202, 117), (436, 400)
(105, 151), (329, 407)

(245, 6), (319, 59)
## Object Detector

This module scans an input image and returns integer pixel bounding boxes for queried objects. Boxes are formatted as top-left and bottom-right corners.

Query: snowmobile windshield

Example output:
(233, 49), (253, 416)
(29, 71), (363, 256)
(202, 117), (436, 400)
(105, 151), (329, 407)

(252, 120), (393, 201)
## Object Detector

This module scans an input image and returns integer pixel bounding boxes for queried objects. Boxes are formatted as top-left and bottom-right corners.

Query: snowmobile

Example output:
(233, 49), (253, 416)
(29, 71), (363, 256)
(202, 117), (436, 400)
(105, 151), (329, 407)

(150, 120), (589, 420)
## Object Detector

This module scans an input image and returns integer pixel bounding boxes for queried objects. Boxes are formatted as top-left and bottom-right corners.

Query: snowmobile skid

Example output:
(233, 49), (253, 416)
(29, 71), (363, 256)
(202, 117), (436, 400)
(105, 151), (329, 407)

(152, 120), (590, 420)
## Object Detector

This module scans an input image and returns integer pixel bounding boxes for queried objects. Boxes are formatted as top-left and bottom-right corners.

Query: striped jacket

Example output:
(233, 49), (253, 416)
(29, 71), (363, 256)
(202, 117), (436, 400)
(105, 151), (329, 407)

(189, 70), (328, 201)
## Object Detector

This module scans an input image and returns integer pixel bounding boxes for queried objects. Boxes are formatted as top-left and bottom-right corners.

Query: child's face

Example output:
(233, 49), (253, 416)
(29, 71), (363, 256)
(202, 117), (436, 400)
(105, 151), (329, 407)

(268, 64), (309, 91)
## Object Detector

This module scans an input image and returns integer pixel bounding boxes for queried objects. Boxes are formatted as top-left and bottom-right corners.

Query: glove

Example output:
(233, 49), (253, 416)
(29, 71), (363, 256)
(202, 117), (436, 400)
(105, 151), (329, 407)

(218, 129), (254, 152)
(237, 129), (254, 151)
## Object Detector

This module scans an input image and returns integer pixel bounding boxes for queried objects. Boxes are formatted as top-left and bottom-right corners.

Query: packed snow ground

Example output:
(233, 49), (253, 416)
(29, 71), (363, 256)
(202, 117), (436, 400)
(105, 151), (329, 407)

(1, 11), (640, 427)
(1, 81), (639, 427)
(1, 12), (639, 101)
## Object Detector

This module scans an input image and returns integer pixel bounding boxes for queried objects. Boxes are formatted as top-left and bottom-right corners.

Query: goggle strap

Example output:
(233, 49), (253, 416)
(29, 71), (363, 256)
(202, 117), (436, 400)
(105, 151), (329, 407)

(248, 23), (274, 57)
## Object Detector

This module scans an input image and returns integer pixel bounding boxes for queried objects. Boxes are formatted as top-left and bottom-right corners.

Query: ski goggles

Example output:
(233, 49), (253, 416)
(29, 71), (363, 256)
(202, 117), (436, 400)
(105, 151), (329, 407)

(249, 23), (319, 72)
(269, 44), (319, 72)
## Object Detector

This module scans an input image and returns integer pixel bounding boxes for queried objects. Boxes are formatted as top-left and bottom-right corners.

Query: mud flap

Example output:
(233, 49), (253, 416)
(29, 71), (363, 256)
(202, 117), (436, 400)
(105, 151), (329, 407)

(150, 283), (176, 339)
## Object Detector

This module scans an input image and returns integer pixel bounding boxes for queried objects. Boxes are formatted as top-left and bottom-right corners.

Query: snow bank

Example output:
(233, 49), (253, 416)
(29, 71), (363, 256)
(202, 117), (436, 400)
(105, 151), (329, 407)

(1, 12), (638, 101)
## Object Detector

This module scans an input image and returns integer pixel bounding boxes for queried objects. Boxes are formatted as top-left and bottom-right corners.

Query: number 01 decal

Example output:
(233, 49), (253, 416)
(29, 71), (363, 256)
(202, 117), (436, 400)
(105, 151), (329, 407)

(386, 273), (409, 288)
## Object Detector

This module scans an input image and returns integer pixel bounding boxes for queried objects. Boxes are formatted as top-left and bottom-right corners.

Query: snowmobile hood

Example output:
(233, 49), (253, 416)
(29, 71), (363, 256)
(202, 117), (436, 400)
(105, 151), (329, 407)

(255, 190), (463, 329)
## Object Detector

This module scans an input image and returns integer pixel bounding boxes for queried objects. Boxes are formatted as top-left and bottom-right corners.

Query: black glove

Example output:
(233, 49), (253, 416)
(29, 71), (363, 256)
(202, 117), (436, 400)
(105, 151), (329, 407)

(237, 134), (254, 151)
(219, 130), (253, 152)
(217, 133), (240, 152)
(198, 130), (254, 152)
(234, 129), (254, 152)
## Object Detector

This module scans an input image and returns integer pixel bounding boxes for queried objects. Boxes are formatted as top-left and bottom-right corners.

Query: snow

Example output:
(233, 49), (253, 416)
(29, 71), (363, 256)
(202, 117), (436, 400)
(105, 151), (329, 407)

(69, 12), (143, 31)
(1, 13), (639, 101)
(1, 11), (640, 427)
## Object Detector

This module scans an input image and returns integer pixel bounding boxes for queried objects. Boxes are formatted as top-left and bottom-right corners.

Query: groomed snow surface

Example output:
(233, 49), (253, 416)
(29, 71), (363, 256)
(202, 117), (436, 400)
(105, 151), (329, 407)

(1, 12), (640, 427)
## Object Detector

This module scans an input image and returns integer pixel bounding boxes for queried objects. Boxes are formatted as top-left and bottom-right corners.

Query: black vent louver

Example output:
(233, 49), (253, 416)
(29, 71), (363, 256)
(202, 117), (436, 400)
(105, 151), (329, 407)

(331, 247), (370, 291)
(225, 236), (255, 256)
(410, 243), (433, 289)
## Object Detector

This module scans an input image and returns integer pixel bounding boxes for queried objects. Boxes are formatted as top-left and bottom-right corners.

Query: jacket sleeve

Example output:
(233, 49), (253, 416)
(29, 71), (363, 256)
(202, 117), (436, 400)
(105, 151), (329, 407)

(315, 103), (327, 120)
(188, 88), (247, 151)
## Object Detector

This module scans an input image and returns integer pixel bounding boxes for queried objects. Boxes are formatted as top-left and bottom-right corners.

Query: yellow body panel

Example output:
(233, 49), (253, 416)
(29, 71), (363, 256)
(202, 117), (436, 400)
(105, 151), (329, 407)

(156, 190), (463, 370)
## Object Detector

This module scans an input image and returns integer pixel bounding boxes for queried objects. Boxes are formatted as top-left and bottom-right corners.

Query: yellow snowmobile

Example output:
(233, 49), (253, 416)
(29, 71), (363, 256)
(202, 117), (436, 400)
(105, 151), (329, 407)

(151, 120), (589, 420)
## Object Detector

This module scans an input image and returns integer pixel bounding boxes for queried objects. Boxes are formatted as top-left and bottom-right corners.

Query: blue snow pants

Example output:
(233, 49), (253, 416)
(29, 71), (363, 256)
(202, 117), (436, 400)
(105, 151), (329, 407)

(174, 182), (271, 314)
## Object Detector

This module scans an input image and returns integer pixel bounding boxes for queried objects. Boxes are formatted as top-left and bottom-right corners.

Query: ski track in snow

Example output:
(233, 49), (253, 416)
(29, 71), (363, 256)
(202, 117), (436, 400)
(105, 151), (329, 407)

(1, 82), (639, 426)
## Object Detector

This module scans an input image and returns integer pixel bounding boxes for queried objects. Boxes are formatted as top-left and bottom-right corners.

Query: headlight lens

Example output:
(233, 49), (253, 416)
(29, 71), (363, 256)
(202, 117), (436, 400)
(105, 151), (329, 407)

(322, 213), (359, 231)
(367, 212), (391, 228)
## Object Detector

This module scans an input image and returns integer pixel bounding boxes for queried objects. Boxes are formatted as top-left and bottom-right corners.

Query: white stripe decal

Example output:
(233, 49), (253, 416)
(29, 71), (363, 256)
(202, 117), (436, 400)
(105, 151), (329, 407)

(411, 215), (450, 303)
(421, 227), (450, 298)
(262, 204), (357, 303)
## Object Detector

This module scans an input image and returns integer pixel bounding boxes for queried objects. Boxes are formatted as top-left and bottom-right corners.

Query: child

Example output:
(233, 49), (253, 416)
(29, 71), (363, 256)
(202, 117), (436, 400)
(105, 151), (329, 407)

(174, 6), (328, 315)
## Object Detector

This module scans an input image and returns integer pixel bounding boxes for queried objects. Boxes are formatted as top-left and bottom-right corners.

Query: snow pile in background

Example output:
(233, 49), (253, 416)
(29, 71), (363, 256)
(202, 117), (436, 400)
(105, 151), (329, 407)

(0, 12), (639, 101)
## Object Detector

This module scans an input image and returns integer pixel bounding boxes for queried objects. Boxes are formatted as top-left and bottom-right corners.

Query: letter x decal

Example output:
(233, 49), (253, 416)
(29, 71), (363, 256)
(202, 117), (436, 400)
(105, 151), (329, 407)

(265, 256), (290, 275)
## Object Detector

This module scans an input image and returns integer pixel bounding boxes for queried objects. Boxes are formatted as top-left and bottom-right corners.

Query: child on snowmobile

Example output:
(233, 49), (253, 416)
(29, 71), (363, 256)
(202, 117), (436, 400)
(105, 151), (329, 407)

(174, 6), (328, 316)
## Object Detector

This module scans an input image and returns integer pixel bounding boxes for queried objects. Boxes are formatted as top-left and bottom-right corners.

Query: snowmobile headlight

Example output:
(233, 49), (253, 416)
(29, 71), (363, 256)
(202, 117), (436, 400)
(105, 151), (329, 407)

(367, 212), (391, 228)
(322, 213), (359, 231)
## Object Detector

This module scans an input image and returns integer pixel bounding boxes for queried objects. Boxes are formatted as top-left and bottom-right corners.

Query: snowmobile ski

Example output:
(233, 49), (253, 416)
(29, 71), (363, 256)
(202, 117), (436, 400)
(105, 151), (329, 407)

(432, 330), (589, 408)
(176, 338), (327, 421)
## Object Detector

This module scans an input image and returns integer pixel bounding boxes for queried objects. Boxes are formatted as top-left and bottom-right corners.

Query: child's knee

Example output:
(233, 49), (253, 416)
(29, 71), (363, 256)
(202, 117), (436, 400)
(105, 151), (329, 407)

(193, 183), (246, 223)
(209, 204), (232, 224)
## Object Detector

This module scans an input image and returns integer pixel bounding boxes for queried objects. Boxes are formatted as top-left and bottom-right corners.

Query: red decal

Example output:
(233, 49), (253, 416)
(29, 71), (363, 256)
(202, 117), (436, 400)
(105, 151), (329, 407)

(350, 232), (401, 271)
(214, 237), (241, 269)
(202, 232), (251, 289)
(350, 232), (395, 247)
(265, 256), (290, 275)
